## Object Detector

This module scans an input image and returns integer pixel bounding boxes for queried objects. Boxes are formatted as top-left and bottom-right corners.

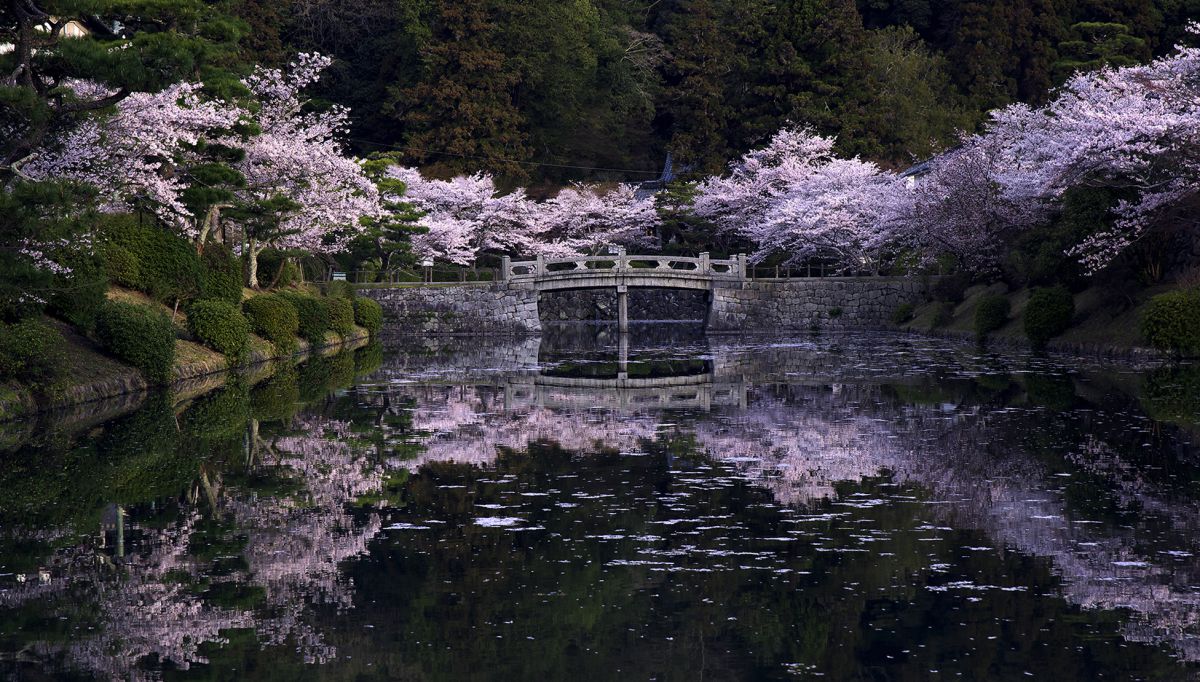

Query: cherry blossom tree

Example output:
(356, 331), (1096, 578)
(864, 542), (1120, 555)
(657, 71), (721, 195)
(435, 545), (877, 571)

(389, 166), (659, 266)
(233, 54), (380, 288)
(692, 127), (840, 238)
(694, 127), (901, 271)
(22, 81), (244, 236)
(386, 167), (526, 266)
(985, 25), (1200, 272)
(538, 184), (660, 256)
(21, 54), (380, 288)
(890, 143), (1043, 272)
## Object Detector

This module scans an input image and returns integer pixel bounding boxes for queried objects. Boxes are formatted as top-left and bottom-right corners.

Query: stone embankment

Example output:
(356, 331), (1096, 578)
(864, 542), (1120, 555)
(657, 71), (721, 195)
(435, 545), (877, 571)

(363, 284), (542, 335)
(362, 278), (928, 335)
(707, 278), (927, 332)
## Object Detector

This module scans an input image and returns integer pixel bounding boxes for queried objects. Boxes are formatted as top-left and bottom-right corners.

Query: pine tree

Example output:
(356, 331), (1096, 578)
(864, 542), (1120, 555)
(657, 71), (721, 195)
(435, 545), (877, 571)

(388, 0), (532, 179)
(653, 0), (737, 174)
(0, 0), (247, 177)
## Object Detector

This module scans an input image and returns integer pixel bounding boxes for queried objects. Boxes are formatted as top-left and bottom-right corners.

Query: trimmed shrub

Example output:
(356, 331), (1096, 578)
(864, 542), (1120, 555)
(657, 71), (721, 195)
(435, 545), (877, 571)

(199, 244), (244, 306)
(188, 300), (251, 363)
(1024, 287), (1075, 349)
(974, 295), (1011, 339)
(1141, 289), (1200, 356)
(354, 298), (383, 335)
(99, 242), (140, 289)
(890, 302), (915, 326)
(95, 301), (176, 384)
(0, 319), (69, 389)
(242, 294), (299, 354)
(278, 291), (330, 345)
(326, 297), (356, 336)
(101, 217), (203, 305)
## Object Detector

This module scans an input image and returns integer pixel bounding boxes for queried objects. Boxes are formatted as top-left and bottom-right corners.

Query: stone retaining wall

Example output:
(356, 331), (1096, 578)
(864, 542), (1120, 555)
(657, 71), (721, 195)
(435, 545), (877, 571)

(707, 278), (927, 333)
(362, 284), (541, 335)
(363, 278), (928, 335)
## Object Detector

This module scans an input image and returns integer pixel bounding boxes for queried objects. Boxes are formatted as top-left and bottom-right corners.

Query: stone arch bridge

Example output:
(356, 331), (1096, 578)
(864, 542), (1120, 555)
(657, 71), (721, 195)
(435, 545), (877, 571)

(360, 250), (926, 335)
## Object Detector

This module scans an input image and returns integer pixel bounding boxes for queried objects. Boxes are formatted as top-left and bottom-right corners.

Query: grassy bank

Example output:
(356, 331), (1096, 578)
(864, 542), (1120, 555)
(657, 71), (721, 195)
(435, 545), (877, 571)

(0, 285), (376, 423)
(897, 279), (1194, 359)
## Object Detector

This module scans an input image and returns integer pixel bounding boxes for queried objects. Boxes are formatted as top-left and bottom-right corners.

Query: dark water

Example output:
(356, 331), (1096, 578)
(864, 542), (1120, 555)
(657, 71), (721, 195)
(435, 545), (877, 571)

(3, 326), (1200, 680)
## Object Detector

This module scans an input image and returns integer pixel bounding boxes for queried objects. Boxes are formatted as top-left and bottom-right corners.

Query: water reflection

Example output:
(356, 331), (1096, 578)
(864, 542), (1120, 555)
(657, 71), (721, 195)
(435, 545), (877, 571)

(1, 329), (1199, 679)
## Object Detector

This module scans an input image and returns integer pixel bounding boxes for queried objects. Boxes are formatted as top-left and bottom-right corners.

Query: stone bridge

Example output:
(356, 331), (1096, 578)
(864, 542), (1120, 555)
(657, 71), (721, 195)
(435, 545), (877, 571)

(502, 249), (744, 332)
(360, 250), (927, 335)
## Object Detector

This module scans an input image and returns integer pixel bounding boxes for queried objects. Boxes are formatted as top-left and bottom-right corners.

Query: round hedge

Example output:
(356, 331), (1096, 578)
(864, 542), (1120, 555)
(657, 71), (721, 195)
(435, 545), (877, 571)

(187, 299), (251, 362)
(95, 300), (177, 384)
(101, 219), (203, 305)
(1141, 289), (1200, 356)
(0, 319), (69, 387)
(1023, 287), (1075, 349)
(974, 295), (1011, 339)
(242, 294), (299, 354)
(278, 291), (331, 345)
(327, 297), (356, 336)
(354, 298), (383, 335)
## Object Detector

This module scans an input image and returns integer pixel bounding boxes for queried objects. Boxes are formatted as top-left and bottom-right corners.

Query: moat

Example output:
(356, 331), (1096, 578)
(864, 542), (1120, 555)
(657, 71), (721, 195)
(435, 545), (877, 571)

(2, 326), (1199, 680)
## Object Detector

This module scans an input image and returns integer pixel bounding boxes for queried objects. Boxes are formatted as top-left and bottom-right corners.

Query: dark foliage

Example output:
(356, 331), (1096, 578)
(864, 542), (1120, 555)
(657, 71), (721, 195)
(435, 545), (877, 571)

(95, 301), (177, 384)
(1141, 290), (1200, 356)
(0, 319), (69, 390)
(187, 300), (251, 362)
(199, 244), (245, 306)
(974, 295), (1011, 338)
(242, 294), (300, 354)
(326, 297), (356, 336)
(354, 298), (384, 335)
(1024, 287), (1075, 349)
(277, 291), (331, 346)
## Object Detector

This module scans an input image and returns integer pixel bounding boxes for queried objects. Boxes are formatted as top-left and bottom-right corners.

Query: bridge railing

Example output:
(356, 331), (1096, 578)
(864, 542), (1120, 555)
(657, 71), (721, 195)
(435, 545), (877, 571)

(502, 249), (747, 282)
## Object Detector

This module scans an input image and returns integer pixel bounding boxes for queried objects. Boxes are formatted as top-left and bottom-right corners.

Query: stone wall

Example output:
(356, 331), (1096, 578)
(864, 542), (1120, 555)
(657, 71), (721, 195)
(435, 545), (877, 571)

(363, 278), (928, 335)
(362, 284), (541, 335)
(707, 278), (927, 333)
(539, 288), (708, 322)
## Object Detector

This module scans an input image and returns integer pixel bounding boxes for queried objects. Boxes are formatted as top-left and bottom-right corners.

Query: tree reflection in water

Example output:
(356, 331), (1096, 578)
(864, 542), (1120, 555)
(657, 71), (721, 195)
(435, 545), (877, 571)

(1, 331), (1199, 679)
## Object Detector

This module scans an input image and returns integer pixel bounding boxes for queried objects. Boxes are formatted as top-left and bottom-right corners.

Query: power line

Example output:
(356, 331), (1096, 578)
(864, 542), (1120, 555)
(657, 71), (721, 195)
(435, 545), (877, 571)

(344, 137), (664, 177)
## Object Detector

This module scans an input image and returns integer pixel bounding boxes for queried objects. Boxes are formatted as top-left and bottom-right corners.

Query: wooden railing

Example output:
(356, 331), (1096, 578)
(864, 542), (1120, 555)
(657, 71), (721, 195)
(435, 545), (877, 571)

(502, 248), (747, 282)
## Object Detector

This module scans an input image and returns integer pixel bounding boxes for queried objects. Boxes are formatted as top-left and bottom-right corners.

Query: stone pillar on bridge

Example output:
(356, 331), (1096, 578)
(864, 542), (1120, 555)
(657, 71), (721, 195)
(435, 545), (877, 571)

(617, 284), (629, 333)
(618, 332), (629, 381)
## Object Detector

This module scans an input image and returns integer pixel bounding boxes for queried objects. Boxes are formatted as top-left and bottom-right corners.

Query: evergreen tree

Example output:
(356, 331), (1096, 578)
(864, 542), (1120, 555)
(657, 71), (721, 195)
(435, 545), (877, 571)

(653, 0), (738, 174)
(0, 0), (249, 177)
(387, 0), (532, 179)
